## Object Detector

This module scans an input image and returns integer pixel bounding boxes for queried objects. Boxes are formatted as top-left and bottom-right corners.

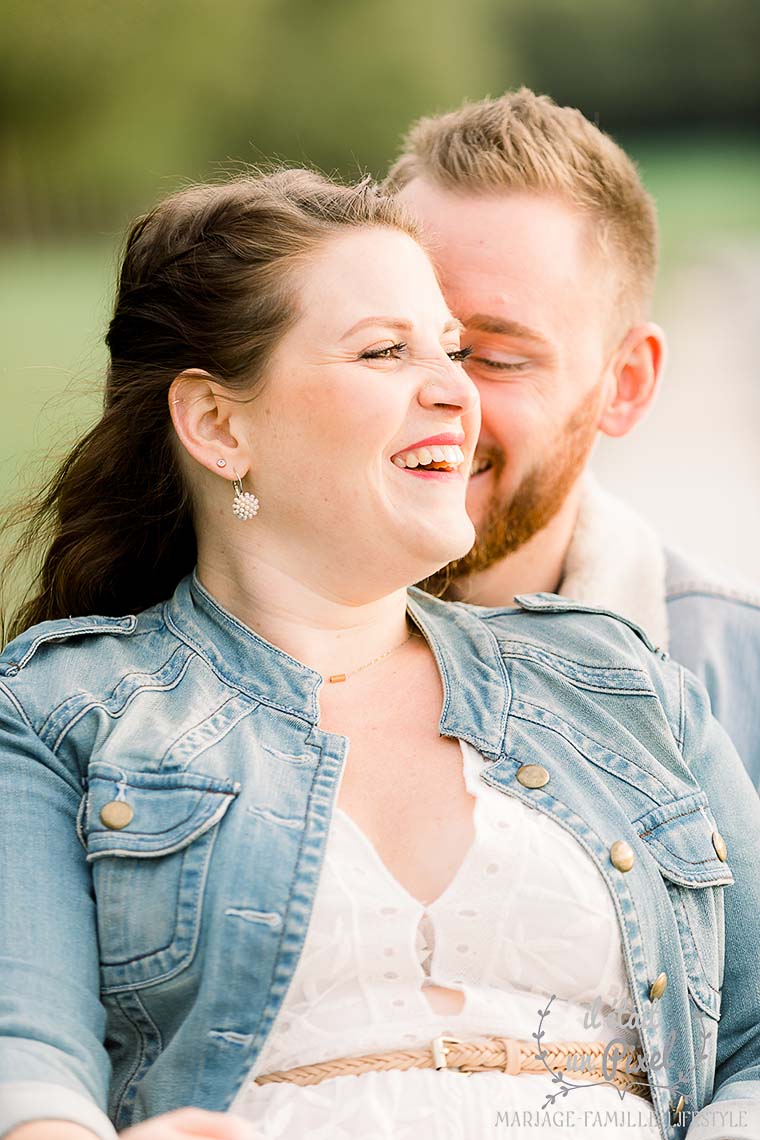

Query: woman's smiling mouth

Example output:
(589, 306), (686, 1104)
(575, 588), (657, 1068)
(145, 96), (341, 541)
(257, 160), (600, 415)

(390, 433), (466, 479)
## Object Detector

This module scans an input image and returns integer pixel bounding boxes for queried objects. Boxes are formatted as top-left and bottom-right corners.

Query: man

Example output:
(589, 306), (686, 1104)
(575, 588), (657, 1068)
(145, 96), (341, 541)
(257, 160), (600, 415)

(386, 87), (760, 789)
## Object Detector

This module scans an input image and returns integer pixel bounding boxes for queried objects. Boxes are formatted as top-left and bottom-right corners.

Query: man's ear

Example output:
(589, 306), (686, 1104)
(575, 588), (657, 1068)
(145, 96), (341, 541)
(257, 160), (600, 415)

(598, 323), (667, 439)
(168, 369), (250, 475)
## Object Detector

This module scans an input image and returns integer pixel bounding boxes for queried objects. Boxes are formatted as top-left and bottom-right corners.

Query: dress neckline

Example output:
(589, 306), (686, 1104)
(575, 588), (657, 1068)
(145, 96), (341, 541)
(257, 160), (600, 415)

(333, 739), (481, 911)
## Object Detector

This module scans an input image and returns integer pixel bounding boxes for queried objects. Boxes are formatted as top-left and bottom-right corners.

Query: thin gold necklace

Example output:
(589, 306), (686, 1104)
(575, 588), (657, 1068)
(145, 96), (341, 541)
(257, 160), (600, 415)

(327, 625), (418, 683)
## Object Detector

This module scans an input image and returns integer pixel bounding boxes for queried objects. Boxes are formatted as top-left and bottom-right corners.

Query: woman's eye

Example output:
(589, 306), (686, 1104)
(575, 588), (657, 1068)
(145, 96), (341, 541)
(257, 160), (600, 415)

(360, 341), (407, 360)
(447, 346), (474, 363)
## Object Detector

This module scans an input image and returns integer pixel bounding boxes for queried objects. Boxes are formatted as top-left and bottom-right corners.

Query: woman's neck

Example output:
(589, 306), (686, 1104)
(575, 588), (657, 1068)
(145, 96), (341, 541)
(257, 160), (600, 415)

(195, 549), (412, 682)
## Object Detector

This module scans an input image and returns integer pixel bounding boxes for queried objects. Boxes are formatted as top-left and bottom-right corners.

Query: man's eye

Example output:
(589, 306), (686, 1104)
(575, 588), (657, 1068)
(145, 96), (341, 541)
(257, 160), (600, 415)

(471, 356), (530, 371)
(447, 346), (474, 363)
(360, 341), (407, 360)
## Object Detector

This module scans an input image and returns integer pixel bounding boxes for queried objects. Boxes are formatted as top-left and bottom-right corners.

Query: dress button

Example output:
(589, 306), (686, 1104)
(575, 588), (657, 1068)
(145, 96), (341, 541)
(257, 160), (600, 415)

(100, 801), (134, 830)
(712, 831), (728, 861)
(609, 839), (635, 872)
(516, 764), (550, 789)
(649, 972), (668, 1001)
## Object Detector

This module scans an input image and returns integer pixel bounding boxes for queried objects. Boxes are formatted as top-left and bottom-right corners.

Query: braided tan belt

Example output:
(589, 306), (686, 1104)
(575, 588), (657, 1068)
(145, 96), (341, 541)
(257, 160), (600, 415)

(254, 1034), (651, 1101)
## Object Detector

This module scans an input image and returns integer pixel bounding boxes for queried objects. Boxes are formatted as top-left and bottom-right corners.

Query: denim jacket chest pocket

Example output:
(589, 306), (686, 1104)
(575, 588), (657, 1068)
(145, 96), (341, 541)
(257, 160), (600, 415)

(634, 790), (734, 1020)
(81, 763), (240, 994)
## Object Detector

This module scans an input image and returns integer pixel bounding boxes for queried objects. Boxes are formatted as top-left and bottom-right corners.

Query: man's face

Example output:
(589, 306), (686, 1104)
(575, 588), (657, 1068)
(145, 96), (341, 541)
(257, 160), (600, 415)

(395, 180), (617, 578)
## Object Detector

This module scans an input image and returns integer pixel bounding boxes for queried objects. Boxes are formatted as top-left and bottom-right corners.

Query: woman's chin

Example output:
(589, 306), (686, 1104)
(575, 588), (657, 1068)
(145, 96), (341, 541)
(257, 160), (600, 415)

(412, 522), (476, 581)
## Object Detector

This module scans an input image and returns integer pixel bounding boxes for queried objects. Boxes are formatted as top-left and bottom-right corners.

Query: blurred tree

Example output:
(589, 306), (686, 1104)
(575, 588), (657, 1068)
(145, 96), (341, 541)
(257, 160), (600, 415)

(2, 0), (758, 237)
(0, 0), (505, 236)
(496, 0), (760, 132)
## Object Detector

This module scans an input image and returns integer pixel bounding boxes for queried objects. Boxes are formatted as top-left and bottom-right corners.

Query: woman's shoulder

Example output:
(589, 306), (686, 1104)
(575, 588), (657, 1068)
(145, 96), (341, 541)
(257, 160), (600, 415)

(0, 603), (172, 721)
(408, 585), (686, 737)
(409, 585), (668, 668)
(1, 611), (139, 674)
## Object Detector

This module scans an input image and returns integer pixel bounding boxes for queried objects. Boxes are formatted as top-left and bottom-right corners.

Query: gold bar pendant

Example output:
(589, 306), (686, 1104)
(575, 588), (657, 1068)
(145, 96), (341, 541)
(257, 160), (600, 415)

(328, 673), (347, 683)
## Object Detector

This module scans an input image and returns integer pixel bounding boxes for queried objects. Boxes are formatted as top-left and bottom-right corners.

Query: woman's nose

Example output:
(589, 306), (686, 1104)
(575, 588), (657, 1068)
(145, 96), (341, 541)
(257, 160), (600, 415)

(418, 357), (480, 414)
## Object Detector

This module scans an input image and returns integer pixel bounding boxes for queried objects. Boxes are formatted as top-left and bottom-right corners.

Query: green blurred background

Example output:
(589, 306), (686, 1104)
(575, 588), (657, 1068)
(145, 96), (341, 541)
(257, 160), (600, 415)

(2, 0), (759, 583)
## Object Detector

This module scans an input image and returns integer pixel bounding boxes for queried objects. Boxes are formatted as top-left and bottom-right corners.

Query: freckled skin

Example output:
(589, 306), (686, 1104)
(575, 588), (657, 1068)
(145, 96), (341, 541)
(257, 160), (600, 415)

(218, 226), (481, 602)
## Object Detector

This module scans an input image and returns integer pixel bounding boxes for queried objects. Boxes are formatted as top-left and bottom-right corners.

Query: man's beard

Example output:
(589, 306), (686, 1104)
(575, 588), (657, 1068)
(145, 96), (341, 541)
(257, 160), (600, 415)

(420, 383), (604, 599)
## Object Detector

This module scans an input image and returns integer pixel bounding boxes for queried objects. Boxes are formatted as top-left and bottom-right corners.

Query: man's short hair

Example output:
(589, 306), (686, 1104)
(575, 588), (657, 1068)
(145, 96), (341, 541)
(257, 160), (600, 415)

(385, 87), (659, 326)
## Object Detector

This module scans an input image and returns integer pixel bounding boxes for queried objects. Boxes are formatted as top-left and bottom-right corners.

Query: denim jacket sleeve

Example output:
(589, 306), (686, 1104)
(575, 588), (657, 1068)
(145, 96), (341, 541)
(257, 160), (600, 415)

(677, 666), (760, 1140)
(0, 687), (118, 1140)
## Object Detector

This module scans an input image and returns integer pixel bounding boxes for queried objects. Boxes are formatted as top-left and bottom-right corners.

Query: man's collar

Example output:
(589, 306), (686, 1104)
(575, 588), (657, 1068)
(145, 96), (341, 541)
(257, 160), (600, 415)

(559, 474), (669, 650)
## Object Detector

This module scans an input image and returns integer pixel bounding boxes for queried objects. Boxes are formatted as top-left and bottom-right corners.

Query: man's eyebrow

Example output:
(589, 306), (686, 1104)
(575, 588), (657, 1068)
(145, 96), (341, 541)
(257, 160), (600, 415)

(463, 313), (550, 346)
(340, 315), (465, 340)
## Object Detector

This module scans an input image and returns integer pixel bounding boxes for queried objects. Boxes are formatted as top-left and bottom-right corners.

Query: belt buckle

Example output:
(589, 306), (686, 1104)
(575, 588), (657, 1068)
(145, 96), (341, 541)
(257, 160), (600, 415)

(432, 1034), (462, 1070)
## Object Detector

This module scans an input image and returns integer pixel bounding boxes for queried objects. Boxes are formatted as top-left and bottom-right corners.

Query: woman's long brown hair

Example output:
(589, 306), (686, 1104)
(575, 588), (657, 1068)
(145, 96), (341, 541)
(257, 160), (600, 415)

(1, 168), (418, 646)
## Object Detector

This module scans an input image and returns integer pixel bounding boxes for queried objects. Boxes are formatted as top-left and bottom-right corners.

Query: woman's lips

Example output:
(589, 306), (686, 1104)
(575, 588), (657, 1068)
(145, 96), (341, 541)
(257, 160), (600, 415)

(391, 443), (466, 472)
(399, 431), (466, 451)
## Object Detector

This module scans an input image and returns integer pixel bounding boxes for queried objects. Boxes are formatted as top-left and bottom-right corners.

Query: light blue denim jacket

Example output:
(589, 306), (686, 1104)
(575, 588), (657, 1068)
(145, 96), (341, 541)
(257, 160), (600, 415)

(666, 548), (760, 793)
(1, 568), (760, 1140)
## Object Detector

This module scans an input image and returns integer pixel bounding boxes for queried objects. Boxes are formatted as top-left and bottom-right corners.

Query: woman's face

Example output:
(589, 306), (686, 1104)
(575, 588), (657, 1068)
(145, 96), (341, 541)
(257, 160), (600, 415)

(242, 226), (480, 602)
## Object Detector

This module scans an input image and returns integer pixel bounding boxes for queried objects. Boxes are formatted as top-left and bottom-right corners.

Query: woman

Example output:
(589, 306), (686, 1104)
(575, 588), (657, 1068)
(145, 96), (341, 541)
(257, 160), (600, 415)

(1, 168), (758, 1140)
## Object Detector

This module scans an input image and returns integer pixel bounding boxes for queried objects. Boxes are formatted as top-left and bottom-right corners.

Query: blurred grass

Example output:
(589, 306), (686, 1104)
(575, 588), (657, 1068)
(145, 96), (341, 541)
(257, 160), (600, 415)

(0, 241), (115, 498)
(1, 134), (759, 520)
(630, 135), (760, 278)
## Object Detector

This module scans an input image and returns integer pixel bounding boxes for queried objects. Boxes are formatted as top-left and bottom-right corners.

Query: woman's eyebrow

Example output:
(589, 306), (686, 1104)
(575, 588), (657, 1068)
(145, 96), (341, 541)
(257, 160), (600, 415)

(340, 316), (412, 340)
(340, 315), (465, 340)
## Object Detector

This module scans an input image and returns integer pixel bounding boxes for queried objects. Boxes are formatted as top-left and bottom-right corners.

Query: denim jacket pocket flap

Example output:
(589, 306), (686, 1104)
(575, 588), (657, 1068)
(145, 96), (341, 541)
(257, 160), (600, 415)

(635, 791), (734, 888)
(636, 792), (731, 1019)
(85, 767), (240, 993)
(85, 765), (240, 860)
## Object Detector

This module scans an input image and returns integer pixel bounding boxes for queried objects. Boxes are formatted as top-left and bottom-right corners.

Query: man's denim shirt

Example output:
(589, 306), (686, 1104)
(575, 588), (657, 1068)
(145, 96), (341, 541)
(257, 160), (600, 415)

(1, 567), (759, 1140)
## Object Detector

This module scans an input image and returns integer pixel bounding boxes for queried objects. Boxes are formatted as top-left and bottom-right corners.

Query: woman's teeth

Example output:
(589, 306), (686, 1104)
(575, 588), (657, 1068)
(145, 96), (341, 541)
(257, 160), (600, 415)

(392, 444), (465, 470)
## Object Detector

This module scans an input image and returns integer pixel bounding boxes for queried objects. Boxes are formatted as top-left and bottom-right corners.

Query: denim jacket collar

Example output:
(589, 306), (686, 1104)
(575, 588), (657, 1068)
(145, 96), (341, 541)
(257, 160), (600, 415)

(164, 568), (511, 759)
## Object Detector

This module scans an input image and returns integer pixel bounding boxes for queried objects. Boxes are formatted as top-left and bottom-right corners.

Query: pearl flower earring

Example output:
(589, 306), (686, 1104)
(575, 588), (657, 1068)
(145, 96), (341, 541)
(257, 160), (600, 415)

(231, 467), (260, 521)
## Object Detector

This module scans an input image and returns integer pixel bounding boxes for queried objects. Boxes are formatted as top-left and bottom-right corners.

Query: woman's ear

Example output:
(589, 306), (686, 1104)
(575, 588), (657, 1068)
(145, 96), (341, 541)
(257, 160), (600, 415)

(168, 370), (251, 475)
(598, 323), (667, 439)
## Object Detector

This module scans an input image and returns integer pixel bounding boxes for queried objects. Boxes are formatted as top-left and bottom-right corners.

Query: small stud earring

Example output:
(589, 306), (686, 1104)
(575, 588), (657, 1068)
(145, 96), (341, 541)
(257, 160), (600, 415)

(216, 458), (227, 468)
(231, 467), (260, 521)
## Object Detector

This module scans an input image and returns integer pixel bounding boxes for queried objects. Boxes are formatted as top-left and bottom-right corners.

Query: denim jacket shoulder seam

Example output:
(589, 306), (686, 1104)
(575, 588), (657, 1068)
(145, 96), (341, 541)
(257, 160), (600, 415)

(0, 682), (83, 801)
(41, 644), (196, 754)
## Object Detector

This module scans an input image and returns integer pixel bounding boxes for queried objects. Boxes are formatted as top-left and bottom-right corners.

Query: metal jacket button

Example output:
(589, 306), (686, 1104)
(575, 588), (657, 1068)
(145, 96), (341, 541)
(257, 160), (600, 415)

(100, 801), (134, 830)
(712, 831), (728, 861)
(649, 972), (668, 1001)
(609, 839), (635, 872)
(515, 764), (550, 789)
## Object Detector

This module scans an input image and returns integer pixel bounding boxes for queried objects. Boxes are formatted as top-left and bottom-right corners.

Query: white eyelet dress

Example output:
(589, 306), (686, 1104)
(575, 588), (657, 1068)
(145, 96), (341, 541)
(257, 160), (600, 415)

(229, 740), (663, 1139)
